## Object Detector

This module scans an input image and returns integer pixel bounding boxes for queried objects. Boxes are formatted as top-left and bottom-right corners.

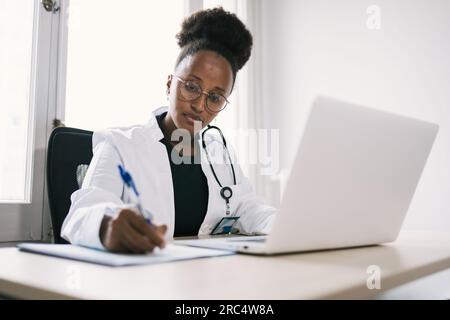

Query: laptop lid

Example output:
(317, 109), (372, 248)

(265, 96), (439, 253)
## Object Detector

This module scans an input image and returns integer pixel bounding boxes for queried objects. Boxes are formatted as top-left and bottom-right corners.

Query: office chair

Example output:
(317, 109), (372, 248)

(47, 127), (93, 244)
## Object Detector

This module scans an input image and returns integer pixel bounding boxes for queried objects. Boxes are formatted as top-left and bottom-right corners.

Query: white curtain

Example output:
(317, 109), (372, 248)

(203, 0), (282, 206)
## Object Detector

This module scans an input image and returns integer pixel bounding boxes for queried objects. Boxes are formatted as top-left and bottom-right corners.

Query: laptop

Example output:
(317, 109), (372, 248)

(174, 96), (439, 255)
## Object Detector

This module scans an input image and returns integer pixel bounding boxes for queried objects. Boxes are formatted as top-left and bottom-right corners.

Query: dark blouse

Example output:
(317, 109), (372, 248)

(156, 112), (209, 237)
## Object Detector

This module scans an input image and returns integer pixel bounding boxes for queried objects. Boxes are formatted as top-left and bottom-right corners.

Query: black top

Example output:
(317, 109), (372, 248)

(156, 112), (209, 237)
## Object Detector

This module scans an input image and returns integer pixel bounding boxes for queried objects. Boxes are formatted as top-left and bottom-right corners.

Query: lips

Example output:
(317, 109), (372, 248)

(183, 113), (203, 126)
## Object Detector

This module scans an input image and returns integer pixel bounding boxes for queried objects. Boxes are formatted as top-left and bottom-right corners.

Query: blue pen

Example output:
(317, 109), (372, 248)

(118, 164), (152, 224)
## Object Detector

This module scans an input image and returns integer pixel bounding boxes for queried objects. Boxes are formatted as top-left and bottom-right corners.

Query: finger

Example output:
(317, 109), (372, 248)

(158, 224), (168, 234)
(116, 243), (133, 254)
(103, 218), (132, 253)
(121, 223), (155, 254)
(106, 239), (130, 254)
(119, 209), (155, 248)
(116, 236), (135, 254)
(108, 211), (140, 253)
(120, 240), (140, 254)
(155, 225), (168, 248)
(145, 224), (167, 248)
(121, 232), (152, 254)
(119, 209), (165, 250)
(128, 213), (167, 248)
(120, 229), (144, 254)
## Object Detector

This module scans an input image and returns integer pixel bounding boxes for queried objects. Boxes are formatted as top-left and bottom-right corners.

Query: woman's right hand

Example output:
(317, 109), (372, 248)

(99, 209), (167, 254)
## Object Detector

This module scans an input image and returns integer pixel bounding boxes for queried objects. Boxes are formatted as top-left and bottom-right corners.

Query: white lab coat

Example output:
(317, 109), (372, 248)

(61, 107), (276, 249)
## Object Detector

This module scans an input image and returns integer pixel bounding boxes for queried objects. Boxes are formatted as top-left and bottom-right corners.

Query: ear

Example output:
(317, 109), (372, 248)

(166, 74), (173, 95)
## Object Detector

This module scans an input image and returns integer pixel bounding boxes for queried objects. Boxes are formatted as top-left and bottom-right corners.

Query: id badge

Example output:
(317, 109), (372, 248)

(210, 217), (240, 235)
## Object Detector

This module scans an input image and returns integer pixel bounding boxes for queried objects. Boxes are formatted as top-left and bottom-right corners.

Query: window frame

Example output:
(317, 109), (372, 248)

(0, 0), (63, 243)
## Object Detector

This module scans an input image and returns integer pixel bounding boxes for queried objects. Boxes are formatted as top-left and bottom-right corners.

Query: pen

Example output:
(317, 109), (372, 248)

(118, 164), (152, 225)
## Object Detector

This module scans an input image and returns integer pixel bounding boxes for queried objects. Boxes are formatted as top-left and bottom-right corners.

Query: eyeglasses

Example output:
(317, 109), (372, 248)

(172, 75), (229, 113)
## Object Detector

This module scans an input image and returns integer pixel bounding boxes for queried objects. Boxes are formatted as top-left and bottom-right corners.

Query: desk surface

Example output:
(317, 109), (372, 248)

(1, 231), (449, 299)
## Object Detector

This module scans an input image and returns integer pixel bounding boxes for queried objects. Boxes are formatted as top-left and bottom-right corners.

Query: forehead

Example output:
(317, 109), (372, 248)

(176, 51), (233, 93)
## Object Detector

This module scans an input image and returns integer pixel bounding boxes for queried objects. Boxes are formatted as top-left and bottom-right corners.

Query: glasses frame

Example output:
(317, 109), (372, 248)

(172, 75), (229, 113)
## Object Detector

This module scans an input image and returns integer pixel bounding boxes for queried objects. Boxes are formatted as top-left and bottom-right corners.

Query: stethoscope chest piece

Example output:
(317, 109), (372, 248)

(220, 186), (233, 215)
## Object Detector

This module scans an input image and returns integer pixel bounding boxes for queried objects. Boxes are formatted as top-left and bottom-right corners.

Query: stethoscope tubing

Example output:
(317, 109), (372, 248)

(201, 125), (237, 188)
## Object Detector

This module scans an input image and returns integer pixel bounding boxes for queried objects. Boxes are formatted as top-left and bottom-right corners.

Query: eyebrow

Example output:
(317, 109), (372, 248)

(188, 74), (226, 93)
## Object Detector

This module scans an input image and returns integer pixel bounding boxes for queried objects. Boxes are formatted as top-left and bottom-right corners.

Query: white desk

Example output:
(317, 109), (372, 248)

(0, 231), (449, 299)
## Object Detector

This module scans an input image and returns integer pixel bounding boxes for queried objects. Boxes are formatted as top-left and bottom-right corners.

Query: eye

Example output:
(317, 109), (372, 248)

(208, 92), (223, 104)
(184, 81), (199, 93)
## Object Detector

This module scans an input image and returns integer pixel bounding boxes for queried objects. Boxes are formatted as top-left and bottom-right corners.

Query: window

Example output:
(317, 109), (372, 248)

(0, 0), (35, 202)
(63, 0), (185, 131)
(0, 0), (54, 242)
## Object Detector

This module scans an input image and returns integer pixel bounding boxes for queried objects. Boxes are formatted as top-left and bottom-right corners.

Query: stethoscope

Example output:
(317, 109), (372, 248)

(201, 125), (236, 215)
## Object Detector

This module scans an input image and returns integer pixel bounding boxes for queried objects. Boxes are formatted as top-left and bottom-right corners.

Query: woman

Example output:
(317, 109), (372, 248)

(61, 8), (276, 253)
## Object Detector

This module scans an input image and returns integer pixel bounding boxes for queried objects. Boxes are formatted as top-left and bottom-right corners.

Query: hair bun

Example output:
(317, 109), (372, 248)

(176, 7), (253, 71)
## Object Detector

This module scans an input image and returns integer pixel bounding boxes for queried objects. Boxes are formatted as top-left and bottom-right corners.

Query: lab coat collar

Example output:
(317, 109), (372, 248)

(145, 106), (168, 142)
(146, 106), (204, 144)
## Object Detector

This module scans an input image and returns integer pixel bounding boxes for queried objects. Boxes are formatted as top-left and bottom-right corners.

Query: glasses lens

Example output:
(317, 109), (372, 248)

(206, 93), (227, 112)
(179, 80), (201, 101)
(176, 77), (228, 112)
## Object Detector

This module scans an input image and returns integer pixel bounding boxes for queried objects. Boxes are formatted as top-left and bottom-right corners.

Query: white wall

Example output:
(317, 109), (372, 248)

(260, 0), (450, 231)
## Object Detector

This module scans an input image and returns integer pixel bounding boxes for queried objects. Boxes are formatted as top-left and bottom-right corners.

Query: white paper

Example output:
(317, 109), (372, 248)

(17, 243), (234, 267)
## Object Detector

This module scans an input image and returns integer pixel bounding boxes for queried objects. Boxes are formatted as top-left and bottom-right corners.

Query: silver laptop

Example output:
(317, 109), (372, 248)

(175, 96), (439, 255)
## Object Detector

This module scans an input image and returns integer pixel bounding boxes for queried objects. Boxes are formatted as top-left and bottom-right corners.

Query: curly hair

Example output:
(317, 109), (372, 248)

(175, 7), (253, 84)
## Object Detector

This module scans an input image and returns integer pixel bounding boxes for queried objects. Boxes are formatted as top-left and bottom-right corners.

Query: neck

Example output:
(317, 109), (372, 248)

(161, 113), (197, 155)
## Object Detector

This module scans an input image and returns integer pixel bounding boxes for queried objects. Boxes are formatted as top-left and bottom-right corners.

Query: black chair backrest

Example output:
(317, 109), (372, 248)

(47, 127), (93, 243)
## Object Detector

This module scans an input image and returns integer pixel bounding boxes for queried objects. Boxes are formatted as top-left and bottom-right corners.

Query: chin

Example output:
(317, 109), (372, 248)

(172, 116), (194, 137)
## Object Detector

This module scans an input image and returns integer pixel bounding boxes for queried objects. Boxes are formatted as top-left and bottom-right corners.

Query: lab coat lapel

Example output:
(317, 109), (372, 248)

(140, 108), (175, 237)
(143, 108), (237, 236)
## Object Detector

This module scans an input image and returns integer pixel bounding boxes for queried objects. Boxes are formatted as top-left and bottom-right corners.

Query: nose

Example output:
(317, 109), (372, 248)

(191, 92), (208, 113)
